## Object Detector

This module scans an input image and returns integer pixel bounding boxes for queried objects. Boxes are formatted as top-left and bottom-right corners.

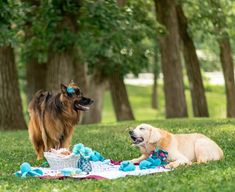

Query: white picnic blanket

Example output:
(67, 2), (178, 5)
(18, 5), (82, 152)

(33, 162), (170, 180)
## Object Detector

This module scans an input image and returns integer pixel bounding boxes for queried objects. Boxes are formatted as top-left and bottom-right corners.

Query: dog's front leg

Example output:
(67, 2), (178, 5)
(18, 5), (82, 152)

(130, 153), (149, 164)
(165, 152), (191, 168)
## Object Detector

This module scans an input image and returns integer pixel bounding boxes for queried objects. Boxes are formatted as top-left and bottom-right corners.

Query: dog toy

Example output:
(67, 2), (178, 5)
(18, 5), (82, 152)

(139, 148), (168, 170)
(139, 158), (161, 170)
(90, 151), (105, 162)
(139, 160), (153, 169)
(147, 157), (162, 166)
(61, 168), (82, 176)
(72, 143), (93, 173)
(16, 162), (43, 178)
(72, 143), (86, 155)
(151, 148), (168, 165)
(119, 161), (136, 172)
(72, 143), (106, 161)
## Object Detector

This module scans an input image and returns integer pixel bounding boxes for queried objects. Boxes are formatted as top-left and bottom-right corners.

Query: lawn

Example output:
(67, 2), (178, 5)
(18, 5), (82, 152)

(102, 84), (226, 123)
(0, 119), (234, 192)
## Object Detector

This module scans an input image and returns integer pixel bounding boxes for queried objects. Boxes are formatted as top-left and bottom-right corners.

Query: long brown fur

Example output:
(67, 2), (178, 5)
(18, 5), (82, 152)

(28, 82), (92, 160)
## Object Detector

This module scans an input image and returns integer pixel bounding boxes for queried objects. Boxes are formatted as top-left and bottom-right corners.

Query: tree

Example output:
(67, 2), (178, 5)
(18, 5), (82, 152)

(151, 43), (160, 109)
(23, 0), (47, 103)
(109, 73), (134, 121)
(0, 1), (27, 130)
(27, 0), (84, 91)
(44, 0), (82, 90)
(187, 0), (235, 117)
(109, 0), (134, 121)
(154, 0), (188, 118)
(176, 5), (209, 117)
(208, 0), (235, 117)
(73, 48), (88, 95)
(79, 0), (155, 123)
(82, 70), (107, 124)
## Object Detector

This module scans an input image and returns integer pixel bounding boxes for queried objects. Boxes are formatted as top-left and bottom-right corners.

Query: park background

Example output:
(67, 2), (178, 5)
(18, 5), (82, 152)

(0, 0), (235, 191)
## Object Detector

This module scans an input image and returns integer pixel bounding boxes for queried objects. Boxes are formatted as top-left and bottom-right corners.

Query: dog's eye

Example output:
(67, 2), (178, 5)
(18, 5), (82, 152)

(140, 127), (145, 130)
(75, 89), (80, 95)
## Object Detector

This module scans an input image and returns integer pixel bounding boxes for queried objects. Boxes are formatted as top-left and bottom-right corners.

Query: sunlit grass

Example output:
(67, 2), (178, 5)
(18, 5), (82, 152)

(0, 119), (234, 191)
(102, 84), (226, 123)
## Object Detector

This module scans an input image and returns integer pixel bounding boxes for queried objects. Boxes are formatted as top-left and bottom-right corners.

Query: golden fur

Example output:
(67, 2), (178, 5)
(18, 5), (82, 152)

(129, 123), (224, 168)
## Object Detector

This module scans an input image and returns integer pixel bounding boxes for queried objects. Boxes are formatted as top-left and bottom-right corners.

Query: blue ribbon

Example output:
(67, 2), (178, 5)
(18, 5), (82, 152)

(67, 87), (75, 94)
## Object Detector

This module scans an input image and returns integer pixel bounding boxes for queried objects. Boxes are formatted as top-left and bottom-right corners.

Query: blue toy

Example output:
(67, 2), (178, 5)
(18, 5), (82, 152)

(152, 148), (168, 163)
(15, 162), (43, 178)
(139, 148), (168, 170)
(119, 161), (136, 172)
(139, 160), (152, 169)
(83, 147), (93, 159)
(72, 143), (93, 158)
(146, 157), (161, 166)
(61, 168), (82, 176)
(90, 151), (105, 162)
(72, 143), (85, 155)
(72, 143), (107, 173)
(72, 143), (106, 162)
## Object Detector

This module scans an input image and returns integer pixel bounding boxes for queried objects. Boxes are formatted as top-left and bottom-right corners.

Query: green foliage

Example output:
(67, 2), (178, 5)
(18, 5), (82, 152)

(22, 0), (81, 63)
(0, 0), (25, 46)
(0, 119), (234, 191)
(21, 0), (157, 76)
(180, 0), (235, 71)
(78, 0), (157, 76)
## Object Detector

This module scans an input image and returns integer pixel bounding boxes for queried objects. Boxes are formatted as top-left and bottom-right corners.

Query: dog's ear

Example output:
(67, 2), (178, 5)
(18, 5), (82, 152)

(148, 128), (161, 144)
(61, 83), (67, 94)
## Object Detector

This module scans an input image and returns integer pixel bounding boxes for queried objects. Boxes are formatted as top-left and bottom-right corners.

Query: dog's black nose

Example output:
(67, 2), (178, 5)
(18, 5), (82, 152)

(129, 130), (133, 135)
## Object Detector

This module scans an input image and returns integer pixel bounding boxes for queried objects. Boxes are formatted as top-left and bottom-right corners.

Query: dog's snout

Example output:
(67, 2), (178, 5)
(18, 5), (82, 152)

(129, 130), (134, 135)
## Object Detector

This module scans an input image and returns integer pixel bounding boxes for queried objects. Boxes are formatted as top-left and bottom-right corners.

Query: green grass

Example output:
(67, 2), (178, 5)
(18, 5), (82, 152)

(0, 119), (234, 192)
(102, 84), (226, 123)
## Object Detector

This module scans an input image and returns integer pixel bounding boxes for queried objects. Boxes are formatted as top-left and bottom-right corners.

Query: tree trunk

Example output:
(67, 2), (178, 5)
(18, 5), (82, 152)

(73, 49), (88, 123)
(219, 38), (235, 117)
(82, 70), (107, 124)
(151, 72), (158, 109)
(176, 5), (209, 117)
(0, 46), (27, 130)
(24, 0), (47, 102)
(46, 11), (79, 90)
(151, 44), (160, 109)
(154, 0), (188, 118)
(109, 73), (135, 121)
(110, 0), (135, 121)
(46, 49), (74, 90)
(26, 60), (47, 103)
(73, 48), (88, 94)
(208, 0), (235, 117)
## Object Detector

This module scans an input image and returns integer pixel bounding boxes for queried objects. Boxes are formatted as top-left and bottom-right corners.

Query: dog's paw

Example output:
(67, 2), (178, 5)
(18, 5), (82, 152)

(165, 161), (180, 169)
(130, 158), (139, 164)
(165, 161), (192, 169)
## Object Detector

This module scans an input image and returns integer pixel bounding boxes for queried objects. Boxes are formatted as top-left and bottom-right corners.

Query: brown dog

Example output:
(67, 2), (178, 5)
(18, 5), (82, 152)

(129, 124), (223, 168)
(28, 81), (93, 160)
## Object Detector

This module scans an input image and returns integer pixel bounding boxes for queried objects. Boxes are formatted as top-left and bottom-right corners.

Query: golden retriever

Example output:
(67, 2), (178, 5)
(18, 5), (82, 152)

(129, 123), (223, 168)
